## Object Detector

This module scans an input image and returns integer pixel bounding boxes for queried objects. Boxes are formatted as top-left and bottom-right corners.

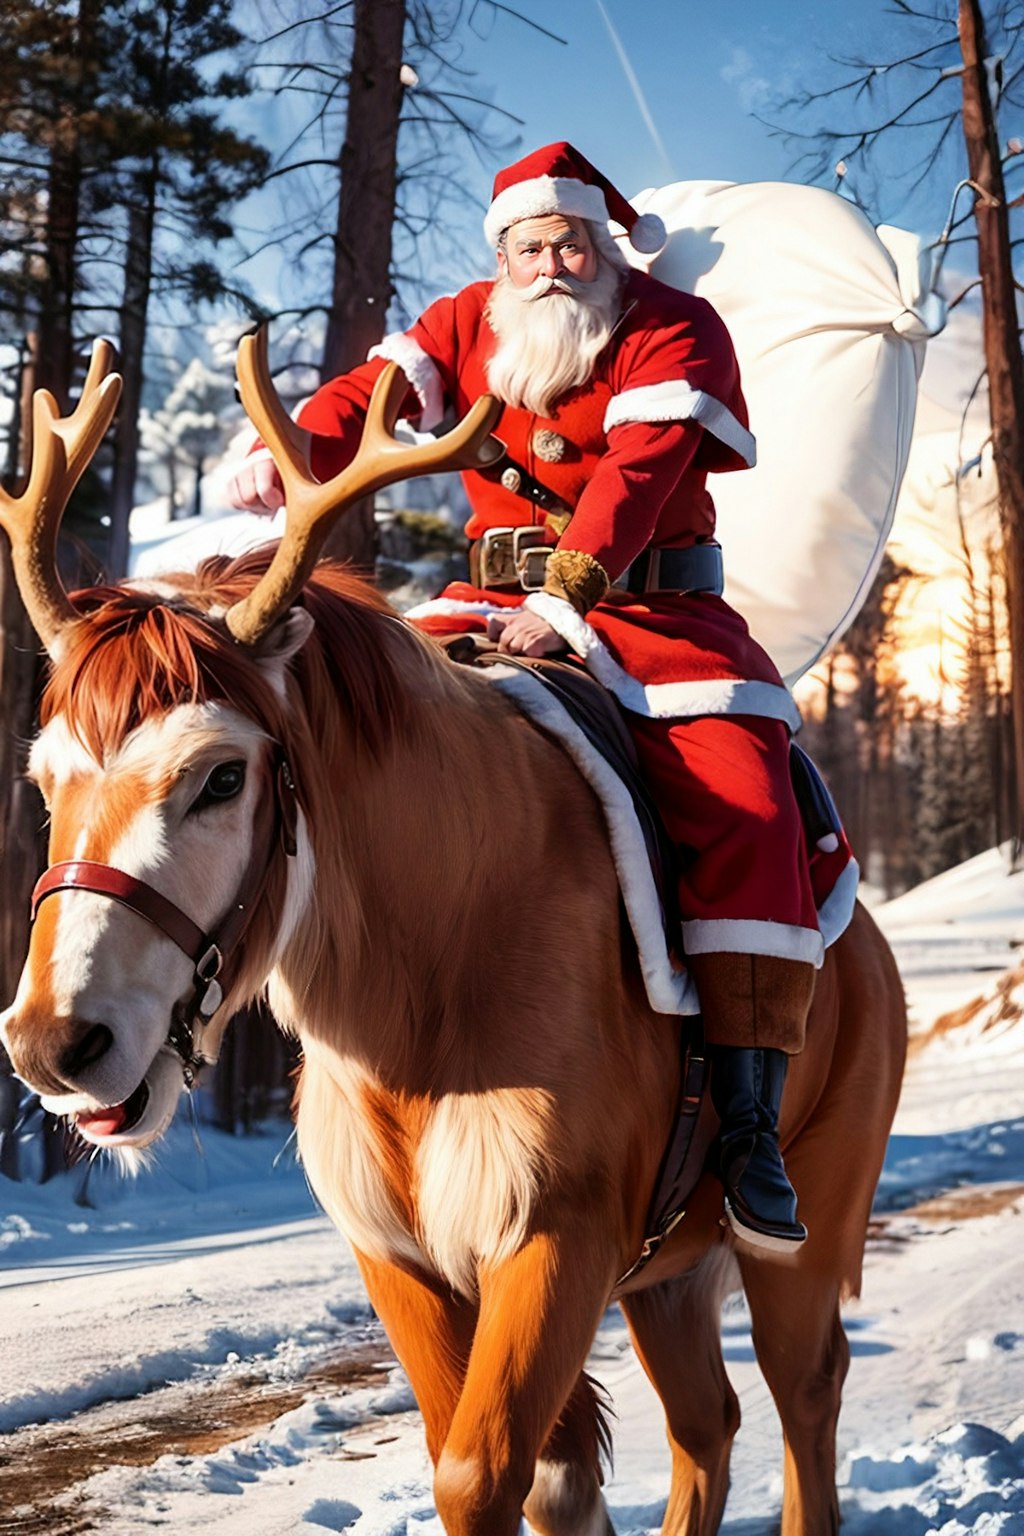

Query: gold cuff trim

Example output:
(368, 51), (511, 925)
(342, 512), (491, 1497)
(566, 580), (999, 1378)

(542, 549), (610, 615)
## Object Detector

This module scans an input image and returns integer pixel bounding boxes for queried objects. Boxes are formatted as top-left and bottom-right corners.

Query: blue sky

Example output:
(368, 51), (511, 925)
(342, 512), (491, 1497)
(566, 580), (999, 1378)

(453, 1), (870, 194)
(440, 0), (961, 236)
(236, 0), (984, 322)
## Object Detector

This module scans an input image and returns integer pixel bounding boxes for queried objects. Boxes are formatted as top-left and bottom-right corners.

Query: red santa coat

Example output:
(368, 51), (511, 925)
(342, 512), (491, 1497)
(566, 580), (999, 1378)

(297, 270), (857, 966)
(299, 270), (797, 725)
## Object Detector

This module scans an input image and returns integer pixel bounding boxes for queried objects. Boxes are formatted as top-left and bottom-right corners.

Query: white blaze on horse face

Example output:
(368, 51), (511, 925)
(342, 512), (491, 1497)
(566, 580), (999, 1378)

(0, 703), (277, 1116)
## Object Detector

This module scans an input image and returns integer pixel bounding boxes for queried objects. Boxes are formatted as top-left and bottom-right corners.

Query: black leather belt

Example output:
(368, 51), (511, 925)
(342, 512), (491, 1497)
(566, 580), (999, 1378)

(470, 534), (725, 597)
(622, 542), (724, 596)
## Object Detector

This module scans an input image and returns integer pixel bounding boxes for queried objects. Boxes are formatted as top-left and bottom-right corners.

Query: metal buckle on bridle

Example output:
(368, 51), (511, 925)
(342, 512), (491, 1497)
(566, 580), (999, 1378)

(167, 1008), (209, 1090)
(194, 942), (225, 1021)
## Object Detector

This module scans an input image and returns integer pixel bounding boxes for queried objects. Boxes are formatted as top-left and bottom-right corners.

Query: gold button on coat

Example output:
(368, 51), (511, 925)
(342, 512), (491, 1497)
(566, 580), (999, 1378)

(533, 429), (566, 464)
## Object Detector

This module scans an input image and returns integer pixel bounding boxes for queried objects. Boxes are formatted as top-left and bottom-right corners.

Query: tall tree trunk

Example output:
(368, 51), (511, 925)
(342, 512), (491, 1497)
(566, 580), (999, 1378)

(109, 182), (157, 578)
(0, 557), (43, 1009)
(168, 450), (182, 519)
(0, 0), (102, 1009)
(321, 0), (407, 569)
(35, 139), (80, 409)
(35, 0), (100, 406)
(959, 0), (1024, 858)
(0, 333), (44, 1010)
(2, 335), (33, 489)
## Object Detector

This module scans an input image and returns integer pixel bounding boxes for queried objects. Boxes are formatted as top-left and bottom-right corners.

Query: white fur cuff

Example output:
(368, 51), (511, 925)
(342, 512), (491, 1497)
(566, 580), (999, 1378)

(682, 918), (825, 968)
(367, 333), (446, 432)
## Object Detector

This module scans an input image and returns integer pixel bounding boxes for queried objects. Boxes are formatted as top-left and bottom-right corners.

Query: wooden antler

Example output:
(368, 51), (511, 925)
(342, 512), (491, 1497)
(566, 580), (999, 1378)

(225, 327), (504, 646)
(0, 340), (123, 657)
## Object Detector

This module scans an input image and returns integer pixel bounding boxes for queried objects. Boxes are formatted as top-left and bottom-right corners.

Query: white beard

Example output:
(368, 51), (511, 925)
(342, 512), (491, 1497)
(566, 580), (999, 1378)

(484, 258), (625, 417)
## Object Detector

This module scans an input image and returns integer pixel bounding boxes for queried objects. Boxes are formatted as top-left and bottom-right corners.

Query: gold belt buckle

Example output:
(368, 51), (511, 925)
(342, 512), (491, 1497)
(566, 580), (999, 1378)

(478, 527), (517, 586)
(479, 526), (552, 590)
(513, 529), (552, 591)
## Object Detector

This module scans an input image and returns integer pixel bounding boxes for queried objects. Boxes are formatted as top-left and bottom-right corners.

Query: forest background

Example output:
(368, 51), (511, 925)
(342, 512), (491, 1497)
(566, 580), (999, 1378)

(1, 0), (1021, 1137)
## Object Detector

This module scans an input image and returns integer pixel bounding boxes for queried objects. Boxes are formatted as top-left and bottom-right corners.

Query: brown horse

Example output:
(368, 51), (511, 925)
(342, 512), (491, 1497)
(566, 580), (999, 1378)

(0, 341), (906, 1535)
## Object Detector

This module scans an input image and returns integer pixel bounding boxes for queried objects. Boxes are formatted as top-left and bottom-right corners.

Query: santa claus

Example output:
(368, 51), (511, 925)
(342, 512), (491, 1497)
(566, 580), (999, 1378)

(229, 141), (859, 1251)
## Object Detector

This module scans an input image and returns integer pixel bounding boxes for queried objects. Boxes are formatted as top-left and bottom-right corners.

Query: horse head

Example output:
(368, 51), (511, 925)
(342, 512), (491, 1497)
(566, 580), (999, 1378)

(0, 334), (501, 1162)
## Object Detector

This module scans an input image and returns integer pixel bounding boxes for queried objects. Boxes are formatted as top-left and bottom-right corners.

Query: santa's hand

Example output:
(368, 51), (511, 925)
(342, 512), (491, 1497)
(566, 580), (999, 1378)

(488, 609), (566, 657)
(225, 448), (286, 516)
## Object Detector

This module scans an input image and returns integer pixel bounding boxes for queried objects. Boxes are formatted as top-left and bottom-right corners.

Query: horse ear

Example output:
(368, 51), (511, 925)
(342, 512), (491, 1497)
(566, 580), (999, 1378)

(251, 606), (315, 673)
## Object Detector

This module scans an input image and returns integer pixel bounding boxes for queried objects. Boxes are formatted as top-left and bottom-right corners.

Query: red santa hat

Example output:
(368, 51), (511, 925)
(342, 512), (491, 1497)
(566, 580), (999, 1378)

(483, 141), (667, 256)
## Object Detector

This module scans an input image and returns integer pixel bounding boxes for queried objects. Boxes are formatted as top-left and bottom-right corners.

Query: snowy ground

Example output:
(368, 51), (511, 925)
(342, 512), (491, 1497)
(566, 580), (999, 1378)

(2, 848), (1023, 1535)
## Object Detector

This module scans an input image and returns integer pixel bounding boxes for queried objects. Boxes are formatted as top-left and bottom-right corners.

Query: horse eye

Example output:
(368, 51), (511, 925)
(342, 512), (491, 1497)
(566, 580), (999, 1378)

(191, 761), (246, 812)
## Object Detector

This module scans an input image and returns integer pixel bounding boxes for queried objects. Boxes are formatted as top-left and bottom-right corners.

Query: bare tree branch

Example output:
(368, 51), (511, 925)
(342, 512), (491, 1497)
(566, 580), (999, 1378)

(257, 2), (355, 45)
(468, 1), (567, 45)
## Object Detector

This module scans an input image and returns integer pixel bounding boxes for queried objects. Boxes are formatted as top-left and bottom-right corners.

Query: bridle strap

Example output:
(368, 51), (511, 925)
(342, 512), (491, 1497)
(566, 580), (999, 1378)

(32, 860), (212, 966)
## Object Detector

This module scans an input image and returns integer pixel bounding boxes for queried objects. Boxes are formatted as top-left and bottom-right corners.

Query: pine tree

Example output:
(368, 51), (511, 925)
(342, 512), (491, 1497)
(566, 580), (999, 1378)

(0, 0), (103, 404)
(141, 356), (235, 520)
(249, 0), (547, 565)
(94, 0), (269, 574)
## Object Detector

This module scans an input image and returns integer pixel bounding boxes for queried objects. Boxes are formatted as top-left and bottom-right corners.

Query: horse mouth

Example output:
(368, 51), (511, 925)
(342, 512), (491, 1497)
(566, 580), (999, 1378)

(74, 1077), (151, 1142)
(70, 1048), (184, 1149)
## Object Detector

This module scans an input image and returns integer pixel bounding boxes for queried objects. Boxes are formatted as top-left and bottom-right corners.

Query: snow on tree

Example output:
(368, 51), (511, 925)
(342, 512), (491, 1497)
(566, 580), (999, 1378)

(140, 357), (235, 522)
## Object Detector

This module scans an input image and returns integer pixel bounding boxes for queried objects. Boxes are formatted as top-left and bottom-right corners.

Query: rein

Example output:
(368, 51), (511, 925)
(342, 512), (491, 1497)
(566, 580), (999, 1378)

(30, 753), (299, 1086)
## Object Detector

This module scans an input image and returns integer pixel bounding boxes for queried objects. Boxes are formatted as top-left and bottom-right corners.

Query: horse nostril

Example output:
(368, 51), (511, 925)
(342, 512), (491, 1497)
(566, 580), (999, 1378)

(64, 1023), (114, 1077)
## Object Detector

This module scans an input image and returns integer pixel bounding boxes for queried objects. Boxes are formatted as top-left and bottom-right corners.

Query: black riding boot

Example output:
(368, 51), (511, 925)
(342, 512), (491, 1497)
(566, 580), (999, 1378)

(709, 1046), (807, 1251)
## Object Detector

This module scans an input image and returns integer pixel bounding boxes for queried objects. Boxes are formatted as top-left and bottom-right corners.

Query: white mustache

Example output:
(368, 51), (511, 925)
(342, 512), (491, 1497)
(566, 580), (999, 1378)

(516, 274), (586, 302)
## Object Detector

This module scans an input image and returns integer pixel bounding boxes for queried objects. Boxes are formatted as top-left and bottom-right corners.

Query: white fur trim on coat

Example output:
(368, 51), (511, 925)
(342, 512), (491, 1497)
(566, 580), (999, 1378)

(682, 917), (825, 968)
(524, 592), (802, 729)
(815, 855), (860, 949)
(484, 177), (611, 247)
(367, 332), (446, 432)
(603, 380), (757, 467)
(404, 597), (510, 621)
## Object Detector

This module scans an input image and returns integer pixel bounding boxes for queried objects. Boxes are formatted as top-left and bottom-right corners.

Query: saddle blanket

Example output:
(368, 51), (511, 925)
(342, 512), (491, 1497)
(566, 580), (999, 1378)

(470, 659), (859, 1017)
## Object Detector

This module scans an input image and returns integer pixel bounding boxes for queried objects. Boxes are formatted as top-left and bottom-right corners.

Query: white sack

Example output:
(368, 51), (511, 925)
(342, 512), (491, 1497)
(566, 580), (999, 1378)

(626, 181), (945, 683)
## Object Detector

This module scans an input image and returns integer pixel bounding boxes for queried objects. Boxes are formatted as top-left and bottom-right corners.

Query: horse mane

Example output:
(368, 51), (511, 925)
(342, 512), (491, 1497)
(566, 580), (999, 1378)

(41, 545), (425, 763)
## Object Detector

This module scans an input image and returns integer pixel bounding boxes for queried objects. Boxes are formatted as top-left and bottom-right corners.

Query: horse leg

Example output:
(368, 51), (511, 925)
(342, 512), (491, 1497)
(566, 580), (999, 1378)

(433, 1226), (615, 1536)
(618, 1247), (739, 1536)
(737, 1251), (847, 1535)
(524, 1371), (615, 1536)
(354, 1249), (476, 1463)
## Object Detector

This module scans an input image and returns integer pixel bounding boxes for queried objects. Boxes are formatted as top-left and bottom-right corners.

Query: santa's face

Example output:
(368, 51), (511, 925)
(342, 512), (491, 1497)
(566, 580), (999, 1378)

(485, 215), (624, 417)
(497, 215), (599, 289)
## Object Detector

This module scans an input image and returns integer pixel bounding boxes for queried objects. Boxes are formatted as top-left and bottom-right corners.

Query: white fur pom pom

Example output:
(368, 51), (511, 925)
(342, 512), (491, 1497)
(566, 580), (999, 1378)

(630, 211), (667, 254)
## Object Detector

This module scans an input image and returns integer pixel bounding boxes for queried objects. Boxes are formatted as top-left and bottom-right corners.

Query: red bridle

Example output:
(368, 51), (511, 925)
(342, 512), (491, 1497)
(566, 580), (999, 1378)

(29, 755), (299, 1083)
